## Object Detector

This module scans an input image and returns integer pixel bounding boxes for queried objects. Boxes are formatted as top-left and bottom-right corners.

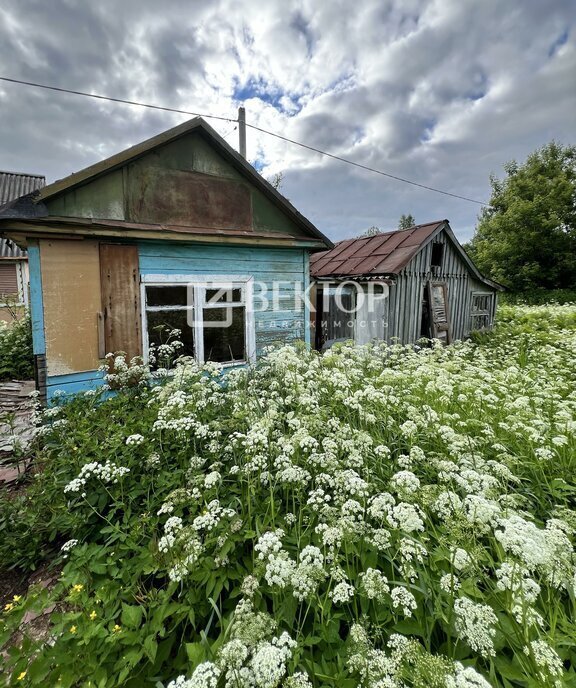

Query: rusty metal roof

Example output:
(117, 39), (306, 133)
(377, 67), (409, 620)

(0, 171), (45, 259)
(311, 221), (445, 278)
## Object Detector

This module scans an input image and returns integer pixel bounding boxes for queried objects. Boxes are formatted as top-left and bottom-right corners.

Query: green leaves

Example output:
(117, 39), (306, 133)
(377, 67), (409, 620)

(470, 142), (576, 291)
(1, 307), (576, 686)
(121, 604), (144, 629)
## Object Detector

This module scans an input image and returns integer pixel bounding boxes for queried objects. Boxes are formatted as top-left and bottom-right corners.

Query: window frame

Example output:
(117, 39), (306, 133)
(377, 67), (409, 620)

(140, 274), (256, 367)
(469, 291), (494, 332)
(0, 261), (26, 307)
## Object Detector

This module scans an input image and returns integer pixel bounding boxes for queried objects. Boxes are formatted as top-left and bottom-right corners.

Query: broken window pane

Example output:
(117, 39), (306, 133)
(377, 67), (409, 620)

(205, 288), (243, 304)
(146, 310), (195, 358)
(202, 307), (246, 363)
(146, 285), (190, 308)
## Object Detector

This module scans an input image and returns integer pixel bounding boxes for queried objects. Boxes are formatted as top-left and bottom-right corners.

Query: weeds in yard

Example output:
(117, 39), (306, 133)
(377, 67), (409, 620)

(0, 305), (575, 687)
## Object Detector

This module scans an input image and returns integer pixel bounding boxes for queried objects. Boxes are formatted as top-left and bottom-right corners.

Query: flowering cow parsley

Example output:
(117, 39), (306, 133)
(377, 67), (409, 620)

(390, 586), (417, 617)
(525, 639), (564, 685)
(167, 662), (220, 688)
(125, 434), (144, 446)
(446, 662), (492, 688)
(330, 580), (355, 605)
(454, 597), (497, 657)
(64, 461), (130, 496)
(390, 470), (420, 496)
(359, 568), (389, 602)
(387, 503), (425, 532)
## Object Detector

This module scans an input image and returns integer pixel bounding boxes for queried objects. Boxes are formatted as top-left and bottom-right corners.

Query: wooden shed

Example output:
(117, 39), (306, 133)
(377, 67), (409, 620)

(310, 220), (502, 348)
(0, 118), (331, 401)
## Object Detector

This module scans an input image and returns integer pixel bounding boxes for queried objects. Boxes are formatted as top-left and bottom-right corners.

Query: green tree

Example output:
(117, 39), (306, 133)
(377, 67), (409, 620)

(469, 142), (576, 291)
(398, 214), (416, 230)
(359, 225), (382, 237)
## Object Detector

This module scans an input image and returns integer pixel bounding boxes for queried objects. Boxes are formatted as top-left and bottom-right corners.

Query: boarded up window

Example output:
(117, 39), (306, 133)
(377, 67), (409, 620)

(100, 244), (142, 360)
(41, 240), (102, 375)
(0, 263), (19, 298)
(127, 168), (253, 230)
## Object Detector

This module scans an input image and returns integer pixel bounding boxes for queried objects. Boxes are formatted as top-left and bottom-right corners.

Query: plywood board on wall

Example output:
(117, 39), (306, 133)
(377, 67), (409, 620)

(40, 239), (102, 376)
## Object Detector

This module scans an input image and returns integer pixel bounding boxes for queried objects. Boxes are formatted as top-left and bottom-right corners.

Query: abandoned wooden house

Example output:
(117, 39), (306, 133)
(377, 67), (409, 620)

(0, 118), (331, 401)
(310, 220), (502, 348)
(0, 171), (45, 321)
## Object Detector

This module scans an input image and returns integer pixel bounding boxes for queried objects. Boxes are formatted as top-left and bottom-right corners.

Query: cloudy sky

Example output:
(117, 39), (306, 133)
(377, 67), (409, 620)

(0, 0), (574, 242)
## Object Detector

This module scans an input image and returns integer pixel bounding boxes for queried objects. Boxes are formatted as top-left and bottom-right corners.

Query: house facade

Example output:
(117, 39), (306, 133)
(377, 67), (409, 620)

(311, 220), (502, 348)
(0, 118), (331, 400)
(0, 171), (45, 321)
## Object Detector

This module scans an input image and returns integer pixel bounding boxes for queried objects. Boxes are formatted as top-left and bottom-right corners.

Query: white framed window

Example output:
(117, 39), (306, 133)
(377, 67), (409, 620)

(140, 274), (256, 366)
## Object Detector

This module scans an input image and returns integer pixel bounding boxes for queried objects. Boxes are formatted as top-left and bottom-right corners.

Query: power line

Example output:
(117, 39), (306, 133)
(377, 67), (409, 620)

(0, 75), (489, 207)
(0, 76), (235, 123)
(246, 122), (489, 206)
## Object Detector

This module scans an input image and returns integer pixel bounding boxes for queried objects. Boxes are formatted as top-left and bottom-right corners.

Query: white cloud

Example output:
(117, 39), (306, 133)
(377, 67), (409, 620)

(0, 0), (574, 243)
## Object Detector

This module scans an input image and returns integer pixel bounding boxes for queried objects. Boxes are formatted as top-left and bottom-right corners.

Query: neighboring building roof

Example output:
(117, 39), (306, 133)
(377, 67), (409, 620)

(0, 171), (45, 259)
(311, 221), (445, 278)
(16, 117), (329, 249)
(311, 220), (503, 290)
(0, 171), (45, 205)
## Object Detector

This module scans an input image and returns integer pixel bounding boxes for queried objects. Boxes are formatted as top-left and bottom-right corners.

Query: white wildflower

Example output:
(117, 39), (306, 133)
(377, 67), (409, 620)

(454, 597), (497, 657)
(390, 586), (417, 617)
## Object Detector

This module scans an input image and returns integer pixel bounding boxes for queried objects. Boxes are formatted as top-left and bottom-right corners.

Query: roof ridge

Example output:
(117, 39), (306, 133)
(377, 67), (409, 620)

(330, 219), (447, 246)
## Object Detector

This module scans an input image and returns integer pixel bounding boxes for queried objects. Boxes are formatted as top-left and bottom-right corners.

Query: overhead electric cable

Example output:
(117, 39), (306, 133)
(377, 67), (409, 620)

(0, 75), (489, 206)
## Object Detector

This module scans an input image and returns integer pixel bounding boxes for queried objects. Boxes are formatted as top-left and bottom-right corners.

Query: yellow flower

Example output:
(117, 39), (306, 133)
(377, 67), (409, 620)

(89, 610), (97, 621)
(4, 602), (14, 612)
(13, 595), (22, 602)
(72, 584), (84, 593)
(70, 625), (77, 634)
(112, 624), (121, 633)
(17, 671), (27, 681)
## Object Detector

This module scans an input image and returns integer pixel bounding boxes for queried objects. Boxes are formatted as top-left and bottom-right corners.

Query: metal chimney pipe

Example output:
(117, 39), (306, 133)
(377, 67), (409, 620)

(238, 107), (246, 158)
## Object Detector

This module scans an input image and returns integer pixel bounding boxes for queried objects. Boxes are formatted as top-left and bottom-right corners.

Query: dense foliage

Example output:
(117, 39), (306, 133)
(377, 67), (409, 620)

(468, 142), (576, 292)
(1, 305), (575, 687)
(0, 314), (34, 381)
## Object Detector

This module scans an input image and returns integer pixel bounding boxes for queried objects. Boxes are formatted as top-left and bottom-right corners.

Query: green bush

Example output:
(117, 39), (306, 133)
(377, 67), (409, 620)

(500, 289), (576, 306)
(0, 314), (34, 381)
(1, 308), (575, 687)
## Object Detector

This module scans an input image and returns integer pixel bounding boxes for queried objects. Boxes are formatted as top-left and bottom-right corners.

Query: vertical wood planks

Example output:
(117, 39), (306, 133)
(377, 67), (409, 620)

(100, 244), (142, 360)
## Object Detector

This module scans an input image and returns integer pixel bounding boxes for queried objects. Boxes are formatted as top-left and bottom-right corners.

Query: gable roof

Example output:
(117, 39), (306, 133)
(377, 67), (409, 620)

(310, 220), (503, 290)
(311, 221), (444, 277)
(0, 171), (45, 259)
(24, 117), (330, 248)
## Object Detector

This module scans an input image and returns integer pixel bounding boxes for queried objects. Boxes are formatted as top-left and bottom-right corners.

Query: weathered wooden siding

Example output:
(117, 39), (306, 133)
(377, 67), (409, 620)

(138, 242), (307, 356)
(44, 131), (310, 238)
(380, 229), (497, 344)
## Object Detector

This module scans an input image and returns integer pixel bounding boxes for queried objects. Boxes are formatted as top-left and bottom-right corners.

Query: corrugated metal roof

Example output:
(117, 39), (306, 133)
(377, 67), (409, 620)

(310, 221), (445, 278)
(0, 171), (45, 205)
(0, 171), (45, 259)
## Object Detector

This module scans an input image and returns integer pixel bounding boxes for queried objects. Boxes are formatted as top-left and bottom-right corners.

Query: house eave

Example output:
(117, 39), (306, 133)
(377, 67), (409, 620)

(0, 218), (329, 250)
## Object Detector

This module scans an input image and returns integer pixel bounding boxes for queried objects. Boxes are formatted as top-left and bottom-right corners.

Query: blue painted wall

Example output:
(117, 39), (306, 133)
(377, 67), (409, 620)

(138, 242), (307, 356)
(39, 240), (309, 401)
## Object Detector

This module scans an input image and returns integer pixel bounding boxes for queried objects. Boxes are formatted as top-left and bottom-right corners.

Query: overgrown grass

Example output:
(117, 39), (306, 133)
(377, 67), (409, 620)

(0, 305), (575, 687)
(0, 314), (34, 381)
